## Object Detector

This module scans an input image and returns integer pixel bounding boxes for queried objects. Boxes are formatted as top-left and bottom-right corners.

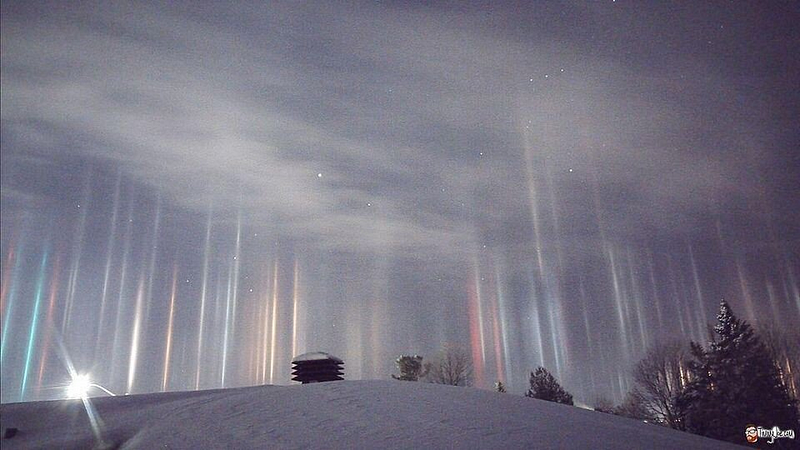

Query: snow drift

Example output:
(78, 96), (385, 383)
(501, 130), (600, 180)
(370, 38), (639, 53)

(0, 380), (741, 449)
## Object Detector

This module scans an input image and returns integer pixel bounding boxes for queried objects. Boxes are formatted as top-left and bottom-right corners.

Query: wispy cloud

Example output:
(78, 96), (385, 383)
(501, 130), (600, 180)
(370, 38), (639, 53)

(2, 1), (795, 258)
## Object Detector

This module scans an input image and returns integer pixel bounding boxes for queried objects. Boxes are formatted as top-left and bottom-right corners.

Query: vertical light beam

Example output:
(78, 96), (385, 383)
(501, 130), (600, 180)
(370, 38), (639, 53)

(1, 240), (24, 364)
(269, 258), (279, 384)
(195, 204), (212, 390)
(261, 262), (271, 383)
(126, 275), (145, 394)
(292, 257), (299, 359)
(95, 171), (121, 359)
(687, 244), (708, 333)
(21, 249), (49, 400)
(37, 252), (62, 391)
(162, 262), (178, 391)
(142, 193), (162, 346)
(494, 259), (512, 383)
(221, 259), (234, 387)
(109, 189), (134, 388)
(0, 241), (17, 320)
(62, 168), (91, 333)
(468, 260), (486, 387)
(229, 209), (242, 384)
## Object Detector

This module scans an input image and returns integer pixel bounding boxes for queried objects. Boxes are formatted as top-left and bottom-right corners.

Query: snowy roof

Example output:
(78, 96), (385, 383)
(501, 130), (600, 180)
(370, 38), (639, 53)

(292, 352), (343, 363)
(0, 380), (740, 449)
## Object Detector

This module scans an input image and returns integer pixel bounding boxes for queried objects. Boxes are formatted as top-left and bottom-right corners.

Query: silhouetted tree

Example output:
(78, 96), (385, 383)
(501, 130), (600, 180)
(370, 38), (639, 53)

(759, 323), (800, 401)
(593, 397), (615, 414)
(391, 355), (428, 381)
(676, 300), (798, 447)
(426, 345), (472, 386)
(631, 341), (690, 429)
(613, 388), (654, 422)
(495, 381), (506, 393)
(525, 367), (573, 405)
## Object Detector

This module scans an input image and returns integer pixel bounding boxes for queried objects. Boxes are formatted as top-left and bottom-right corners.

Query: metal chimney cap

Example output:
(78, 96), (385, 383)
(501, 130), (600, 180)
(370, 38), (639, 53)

(292, 352), (343, 364)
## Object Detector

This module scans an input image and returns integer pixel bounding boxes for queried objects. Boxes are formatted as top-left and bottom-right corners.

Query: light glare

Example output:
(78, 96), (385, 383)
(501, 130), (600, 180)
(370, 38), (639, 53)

(67, 374), (91, 399)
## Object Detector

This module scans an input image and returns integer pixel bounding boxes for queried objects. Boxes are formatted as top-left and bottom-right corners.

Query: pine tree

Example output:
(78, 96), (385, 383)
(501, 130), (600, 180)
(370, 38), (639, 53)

(391, 355), (428, 381)
(525, 367), (573, 405)
(495, 381), (506, 393)
(676, 300), (798, 447)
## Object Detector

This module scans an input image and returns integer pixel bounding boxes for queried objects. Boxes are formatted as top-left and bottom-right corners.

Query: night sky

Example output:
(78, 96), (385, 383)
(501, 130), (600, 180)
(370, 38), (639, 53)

(2, 1), (799, 404)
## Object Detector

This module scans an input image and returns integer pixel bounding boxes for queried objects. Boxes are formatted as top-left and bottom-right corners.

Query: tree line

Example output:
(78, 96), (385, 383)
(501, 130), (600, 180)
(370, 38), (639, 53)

(600, 300), (798, 448)
(391, 345), (573, 405)
(391, 300), (799, 448)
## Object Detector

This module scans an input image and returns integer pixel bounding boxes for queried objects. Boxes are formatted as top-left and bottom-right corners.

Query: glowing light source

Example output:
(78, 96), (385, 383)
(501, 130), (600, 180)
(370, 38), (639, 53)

(66, 373), (117, 399)
(67, 374), (92, 399)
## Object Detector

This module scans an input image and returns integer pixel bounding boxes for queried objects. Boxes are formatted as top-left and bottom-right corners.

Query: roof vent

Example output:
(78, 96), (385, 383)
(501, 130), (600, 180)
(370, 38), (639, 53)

(291, 352), (344, 384)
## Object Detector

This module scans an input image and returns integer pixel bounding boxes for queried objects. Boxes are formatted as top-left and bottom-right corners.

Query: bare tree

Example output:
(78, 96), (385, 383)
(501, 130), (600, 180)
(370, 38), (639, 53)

(593, 397), (615, 414)
(426, 344), (472, 386)
(758, 323), (800, 400)
(632, 341), (690, 429)
(613, 388), (654, 422)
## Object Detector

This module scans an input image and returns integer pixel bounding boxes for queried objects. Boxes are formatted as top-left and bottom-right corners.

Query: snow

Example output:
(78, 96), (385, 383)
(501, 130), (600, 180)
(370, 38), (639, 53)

(0, 380), (741, 449)
(292, 352), (343, 363)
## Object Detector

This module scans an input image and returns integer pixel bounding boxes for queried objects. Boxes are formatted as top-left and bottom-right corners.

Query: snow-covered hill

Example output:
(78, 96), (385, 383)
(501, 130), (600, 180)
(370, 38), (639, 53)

(1, 380), (740, 449)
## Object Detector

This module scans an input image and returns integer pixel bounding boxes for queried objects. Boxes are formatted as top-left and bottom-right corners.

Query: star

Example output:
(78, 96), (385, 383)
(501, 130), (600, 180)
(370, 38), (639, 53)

(317, 173), (323, 178)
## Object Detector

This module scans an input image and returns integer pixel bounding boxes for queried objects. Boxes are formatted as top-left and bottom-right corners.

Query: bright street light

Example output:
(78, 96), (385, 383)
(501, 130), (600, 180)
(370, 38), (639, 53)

(67, 374), (92, 399)
(66, 374), (116, 399)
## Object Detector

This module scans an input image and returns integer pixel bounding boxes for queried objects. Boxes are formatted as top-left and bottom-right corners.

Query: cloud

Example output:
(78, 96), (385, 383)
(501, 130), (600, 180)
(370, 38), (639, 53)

(2, 0), (795, 261)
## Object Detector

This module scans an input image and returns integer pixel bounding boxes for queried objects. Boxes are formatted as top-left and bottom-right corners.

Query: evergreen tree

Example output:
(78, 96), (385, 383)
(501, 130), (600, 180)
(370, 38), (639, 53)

(525, 367), (573, 405)
(676, 300), (798, 447)
(391, 355), (428, 381)
(495, 381), (506, 393)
